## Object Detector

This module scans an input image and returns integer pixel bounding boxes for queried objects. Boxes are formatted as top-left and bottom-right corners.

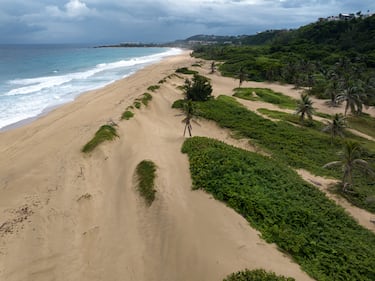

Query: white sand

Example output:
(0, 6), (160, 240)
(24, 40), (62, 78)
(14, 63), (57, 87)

(0, 53), (314, 280)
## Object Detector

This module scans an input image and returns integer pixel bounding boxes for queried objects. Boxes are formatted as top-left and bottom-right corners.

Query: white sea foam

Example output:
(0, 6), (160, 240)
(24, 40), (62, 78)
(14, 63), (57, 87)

(0, 47), (182, 130)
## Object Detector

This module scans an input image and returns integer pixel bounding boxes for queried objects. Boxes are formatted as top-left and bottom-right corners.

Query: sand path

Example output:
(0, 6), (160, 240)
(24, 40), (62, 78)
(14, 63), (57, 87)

(0, 53), (314, 281)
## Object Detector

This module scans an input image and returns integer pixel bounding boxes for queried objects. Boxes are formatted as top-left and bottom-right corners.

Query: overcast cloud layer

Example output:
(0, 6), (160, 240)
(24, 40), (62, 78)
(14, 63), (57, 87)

(1, 0), (374, 44)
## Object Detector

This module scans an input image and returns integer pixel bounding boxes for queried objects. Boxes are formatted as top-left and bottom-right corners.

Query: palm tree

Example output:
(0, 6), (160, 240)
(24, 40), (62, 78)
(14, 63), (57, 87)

(296, 93), (314, 122)
(179, 100), (199, 137)
(210, 61), (216, 74)
(323, 141), (374, 192)
(325, 70), (341, 106)
(236, 67), (247, 88)
(322, 113), (346, 143)
(335, 82), (365, 116)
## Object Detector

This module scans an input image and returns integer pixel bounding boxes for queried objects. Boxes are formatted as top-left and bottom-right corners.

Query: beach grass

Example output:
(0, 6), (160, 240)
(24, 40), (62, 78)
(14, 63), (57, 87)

(233, 87), (297, 109)
(147, 85), (160, 92)
(134, 101), (141, 109)
(141, 92), (152, 106)
(135, 160), (157, 206)
(182, 136), (375, 281)
(121, 110), (134, 120)
(175, 67), (199, 75)
(82, 125), (118, 153)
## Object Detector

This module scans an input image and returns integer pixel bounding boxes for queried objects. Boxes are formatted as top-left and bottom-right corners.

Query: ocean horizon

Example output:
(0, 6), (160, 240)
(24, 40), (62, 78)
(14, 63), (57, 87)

(0, 44), (182, 130)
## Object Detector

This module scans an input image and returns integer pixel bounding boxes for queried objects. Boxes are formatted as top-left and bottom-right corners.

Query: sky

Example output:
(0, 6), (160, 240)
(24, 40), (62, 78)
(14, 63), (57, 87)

(1, 0), (374, 44)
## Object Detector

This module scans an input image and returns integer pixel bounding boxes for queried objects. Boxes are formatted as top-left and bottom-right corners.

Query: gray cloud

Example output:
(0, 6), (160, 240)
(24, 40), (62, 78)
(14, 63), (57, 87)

(0, 0), (374, 43)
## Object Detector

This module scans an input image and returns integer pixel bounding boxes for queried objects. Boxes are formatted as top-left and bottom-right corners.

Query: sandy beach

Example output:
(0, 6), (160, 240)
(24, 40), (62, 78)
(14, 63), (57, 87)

(2, 51), (374, 281)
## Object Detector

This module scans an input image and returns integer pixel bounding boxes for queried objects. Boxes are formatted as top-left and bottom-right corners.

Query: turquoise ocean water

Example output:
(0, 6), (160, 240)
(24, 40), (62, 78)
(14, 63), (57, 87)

(0, 45), (181, 130)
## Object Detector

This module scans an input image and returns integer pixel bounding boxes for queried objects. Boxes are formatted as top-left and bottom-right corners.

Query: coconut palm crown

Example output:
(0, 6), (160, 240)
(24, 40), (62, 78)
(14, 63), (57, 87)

(296, 93), (314, 122)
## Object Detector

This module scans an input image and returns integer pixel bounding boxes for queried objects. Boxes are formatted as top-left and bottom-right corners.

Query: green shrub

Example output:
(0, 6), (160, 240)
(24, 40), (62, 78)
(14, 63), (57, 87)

(182, 137), (375, 281)
(176, 67), (198, 75)
(224, 269), (295, 281)
(121, 110), (134, 120)
(134, 101), (141, 109)
(82, 125), (118, 153)
(141, 92), (152, 106)
(135, 160), (157, 206)
(171, 99), (185, 109)
(147, 85), (160, 92)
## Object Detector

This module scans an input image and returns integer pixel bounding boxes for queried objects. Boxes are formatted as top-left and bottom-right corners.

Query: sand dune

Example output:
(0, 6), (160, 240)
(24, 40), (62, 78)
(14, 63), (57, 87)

(0, 53), (316, 280)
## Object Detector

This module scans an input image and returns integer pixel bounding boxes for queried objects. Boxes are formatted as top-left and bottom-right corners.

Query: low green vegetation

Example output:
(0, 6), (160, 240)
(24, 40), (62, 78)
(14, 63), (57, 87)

(182, 137), (375, 281)
(82, 125), (118, 153)
(194, 96), (375, 212)
(257, 108), (323, 128)
(158, 78), (167, 84)
(195, 96), (339, 175)
(175, 67), (198, 75)
(223, 269), (295, 281)
(121, 110), (134, 120)
(135, 160), (157, 206)
(147, 85), (160, 92)
(171, 99), (185, 109)
(233, 87), (297, 109)
(347, 114), (375, 139)
(141, 92), (152, 106)
(134, 101), (141, 109)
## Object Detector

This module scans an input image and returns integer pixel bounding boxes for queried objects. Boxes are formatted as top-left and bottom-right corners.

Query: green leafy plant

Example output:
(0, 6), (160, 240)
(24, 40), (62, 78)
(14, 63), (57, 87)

(82, 125), (118, 153)
(147, 85), (160, 92)
(121, 110), (134, 120)
(182, 136), (375, 281)
(135, 160), (157, 206)
(175, 67), (198, 75)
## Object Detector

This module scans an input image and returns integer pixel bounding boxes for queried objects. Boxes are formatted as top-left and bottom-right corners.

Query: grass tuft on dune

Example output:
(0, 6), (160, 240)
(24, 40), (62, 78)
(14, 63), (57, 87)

(82, 125), (118, 153)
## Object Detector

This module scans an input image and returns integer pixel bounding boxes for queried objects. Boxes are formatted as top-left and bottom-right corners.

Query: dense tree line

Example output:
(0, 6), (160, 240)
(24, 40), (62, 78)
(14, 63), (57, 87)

(193, 15), (375, 108)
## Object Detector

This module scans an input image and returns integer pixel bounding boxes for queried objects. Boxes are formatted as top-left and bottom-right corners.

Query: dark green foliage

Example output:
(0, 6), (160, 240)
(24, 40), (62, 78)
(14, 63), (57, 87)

(224, 269), (295, 281)
(134, 101), (141, 109)
(183, 74), (213, 101)
(233, 88), (296, 109)
(175, 67), (198, 75)
(82, 125), (118, 153)
(171, 99), (185, 109)
(121, 110), (134, 120)
(147, 85), (160, 92)
(296, 93), (314, 122)
(182, 136), (375, 281)
(195, 96), (375, 212)
(135, 160), (157, 206)
(195, 96), (339, 175)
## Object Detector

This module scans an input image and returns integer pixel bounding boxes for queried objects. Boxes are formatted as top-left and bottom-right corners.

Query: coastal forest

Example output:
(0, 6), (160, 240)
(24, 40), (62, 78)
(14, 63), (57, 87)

(192, 14), (375, 107)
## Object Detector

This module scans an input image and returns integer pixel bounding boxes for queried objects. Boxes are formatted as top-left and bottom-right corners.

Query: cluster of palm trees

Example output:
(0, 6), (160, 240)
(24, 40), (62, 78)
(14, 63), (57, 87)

(295, 92), (373, 192)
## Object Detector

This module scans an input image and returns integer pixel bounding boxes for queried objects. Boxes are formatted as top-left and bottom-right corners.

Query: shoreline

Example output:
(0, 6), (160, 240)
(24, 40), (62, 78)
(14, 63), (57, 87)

(0, 47), (185, 133)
